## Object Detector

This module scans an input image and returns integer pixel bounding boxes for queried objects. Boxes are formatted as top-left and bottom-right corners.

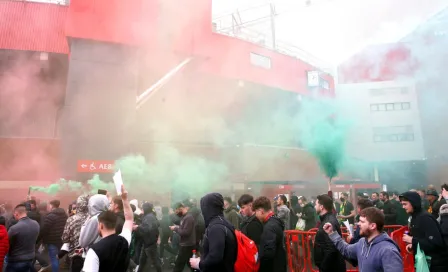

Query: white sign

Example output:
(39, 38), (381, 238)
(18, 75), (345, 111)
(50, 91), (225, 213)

(307, 71), (319, 87)
(250, 52), (271, 69)
(113, 170), (124, 195)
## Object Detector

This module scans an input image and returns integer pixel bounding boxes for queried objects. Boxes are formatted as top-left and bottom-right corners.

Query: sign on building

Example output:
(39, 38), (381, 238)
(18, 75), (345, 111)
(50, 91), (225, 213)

(77, 160), (115, 173)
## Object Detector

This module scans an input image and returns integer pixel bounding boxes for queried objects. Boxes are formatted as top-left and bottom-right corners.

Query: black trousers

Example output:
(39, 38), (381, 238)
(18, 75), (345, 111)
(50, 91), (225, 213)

(137, 244), (162, 272)
(172, 245), (195, 272)
(159, 234), (177, 258)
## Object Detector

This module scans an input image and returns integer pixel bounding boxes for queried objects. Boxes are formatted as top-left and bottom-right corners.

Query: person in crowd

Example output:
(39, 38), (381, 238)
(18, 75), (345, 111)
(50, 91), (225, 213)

(188, 198), (205, 252)
(7, 204), (40, 271)
(170, 202), (196, 272)
(371, 192), (384, 209)
(314, 194), (346, 272)
(79, 194), (110, 250)
(400, 191), (448, 272)
(347, 198), (373, 245)
(154, 201), (163, 221)
(426, 189), (443, 218)
(324, 207), (403, 271)
(0, 216), (9, 271)
(38, 199), (68, 272)
(391, 192), (408, 225)
(379, 191), (397, 225)
(441, 184), (448, 203)
(189, 193), (237, 272)
(238, 194), (263, 247)
(417, 189), (430, 211)
(3, 204), (13, 229)
(27, 199), (41, 223)
(337, 192), (355, 224)
(159, 206), (176, 262)
(110, 196), (125, 233)
(68, 201), (77, 217)
(60, 194), (90, 272)
(38, 202), (48, 225)
(439, 204), (448, 246)
(82, 185), (134, 272)
(276, 195), (291, 230)
(135, 202), (161, 272)
(252, 196), (286, 272)
(223, 197), (241, 230)
(289, 195), (300, 230)
(298, 196), (317, 231)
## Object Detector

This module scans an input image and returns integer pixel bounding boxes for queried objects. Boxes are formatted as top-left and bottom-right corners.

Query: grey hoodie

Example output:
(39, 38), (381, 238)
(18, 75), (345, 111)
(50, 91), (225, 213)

(276, 205), (290, 230)
(329, 232), (403, 272)
(78, 194), (109, 249)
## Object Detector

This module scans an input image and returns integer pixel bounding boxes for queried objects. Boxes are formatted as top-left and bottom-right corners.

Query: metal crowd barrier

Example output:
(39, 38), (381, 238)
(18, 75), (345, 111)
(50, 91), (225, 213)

(285, 225), (412, 272)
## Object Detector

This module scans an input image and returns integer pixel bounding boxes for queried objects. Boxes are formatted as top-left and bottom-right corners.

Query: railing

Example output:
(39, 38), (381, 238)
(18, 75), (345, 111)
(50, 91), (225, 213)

(285, 225), (413, 272)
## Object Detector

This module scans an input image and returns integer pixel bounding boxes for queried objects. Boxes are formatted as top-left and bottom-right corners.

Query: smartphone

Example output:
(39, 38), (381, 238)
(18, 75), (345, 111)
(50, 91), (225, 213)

(98, 189), (107, 195)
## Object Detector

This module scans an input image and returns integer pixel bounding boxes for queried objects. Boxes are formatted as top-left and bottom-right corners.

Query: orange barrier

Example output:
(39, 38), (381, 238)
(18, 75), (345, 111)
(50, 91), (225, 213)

(390, 226), (415, 272)
(286, 225), (409, 272)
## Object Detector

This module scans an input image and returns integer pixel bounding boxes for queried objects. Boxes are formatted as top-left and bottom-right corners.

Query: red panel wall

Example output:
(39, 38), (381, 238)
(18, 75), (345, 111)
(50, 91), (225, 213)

(0, 1), (69, 53)
(338, 43), (416, 84)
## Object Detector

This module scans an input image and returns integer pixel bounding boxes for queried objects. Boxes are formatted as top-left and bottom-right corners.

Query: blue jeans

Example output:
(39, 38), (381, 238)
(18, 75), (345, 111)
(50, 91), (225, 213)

(46, 244), (59, 272)
(5, 261), (33, 272)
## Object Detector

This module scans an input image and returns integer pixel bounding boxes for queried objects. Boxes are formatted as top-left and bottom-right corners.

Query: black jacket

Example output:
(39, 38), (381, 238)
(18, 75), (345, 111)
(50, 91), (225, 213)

(175, 212), (196, 247)
(199, 193), (237, 272)
(115, 211), (125, 234)
(160, 214), (172, 239)
(258, 215), (287, 272)
(240, 214), (263, 247)
(313, 212), (346, 272)
(137, 212), (159, 247)
(300, 203), (317, 231)
(382, 200), (397, 225)
(27, 210), (41, 224)
(401, 191), (448, 270)
(39, 208), (68, 246)
(390, 199), (408, 226)
(440, 210), (448, 247)
(430, 198), (446, 219)
(190, 207), (205, 244)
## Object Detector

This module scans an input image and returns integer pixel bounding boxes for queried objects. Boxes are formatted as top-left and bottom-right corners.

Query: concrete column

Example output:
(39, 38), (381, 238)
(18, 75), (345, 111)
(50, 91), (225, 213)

(59, 40), (138, 180)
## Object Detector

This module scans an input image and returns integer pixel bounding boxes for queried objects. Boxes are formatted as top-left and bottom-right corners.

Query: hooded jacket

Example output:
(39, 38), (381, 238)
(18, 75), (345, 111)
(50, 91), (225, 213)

(39, 207), (68, 246)
(130, 199), (142, 216)
(174, 211), (196, 247)
(437, 204), (448, 249)
(224, 203), (241, 230)
(276, 204), (291, 230)
(240, 214), (263, 247)
(400, 191), (448, 269)
(62, 194), (90, 257)
(79, 194), (110, 249)
(329, 232), (403, 272)
(137, 203), (160, 247)
(258, 215), (287, 272)
(199, 193), (237, 272)
(0, 225), (9, 270)
(314, 212), (346, 272)
(300, 202), (317, 231)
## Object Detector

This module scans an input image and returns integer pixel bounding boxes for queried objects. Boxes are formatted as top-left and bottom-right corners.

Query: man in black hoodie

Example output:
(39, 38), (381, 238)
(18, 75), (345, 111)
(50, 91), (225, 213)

(135, 203), (161, 272)
(190, 193), (237, 272)
(253, 196), (286, 272)
(400, 191), (448, 272)
(238, 194), (263, 247)
(170, 202), (196, 272)
(313, 194), (346, 272)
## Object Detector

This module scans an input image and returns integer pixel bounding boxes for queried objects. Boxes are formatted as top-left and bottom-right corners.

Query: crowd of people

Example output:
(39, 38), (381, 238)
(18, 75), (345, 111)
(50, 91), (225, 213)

(0, 182), (446, 271)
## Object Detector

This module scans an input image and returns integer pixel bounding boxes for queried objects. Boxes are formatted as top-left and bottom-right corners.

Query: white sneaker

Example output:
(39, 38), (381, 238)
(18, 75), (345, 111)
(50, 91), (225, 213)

(134, 265), (139, 272)
(38, 266), (51, 272)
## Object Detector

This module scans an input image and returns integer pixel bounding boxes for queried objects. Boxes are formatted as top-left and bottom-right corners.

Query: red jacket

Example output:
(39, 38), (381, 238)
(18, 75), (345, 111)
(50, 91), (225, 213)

(0, 225), (9, 270)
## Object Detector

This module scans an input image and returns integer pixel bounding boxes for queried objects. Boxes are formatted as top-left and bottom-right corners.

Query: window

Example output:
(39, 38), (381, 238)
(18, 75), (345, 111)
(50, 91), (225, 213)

(250, 52), (271, 69)
(370, 102), (411, 112)
(373, 126), (415, 143)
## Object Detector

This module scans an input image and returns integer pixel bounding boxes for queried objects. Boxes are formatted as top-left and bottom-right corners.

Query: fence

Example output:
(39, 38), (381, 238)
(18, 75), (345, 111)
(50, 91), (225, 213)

(285, 225), (414, 272)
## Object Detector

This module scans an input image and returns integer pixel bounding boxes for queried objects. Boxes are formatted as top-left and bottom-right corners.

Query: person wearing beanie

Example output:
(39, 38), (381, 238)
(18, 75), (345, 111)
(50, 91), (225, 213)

(134, 202), (161, 272)
(400, 191), (448, 271)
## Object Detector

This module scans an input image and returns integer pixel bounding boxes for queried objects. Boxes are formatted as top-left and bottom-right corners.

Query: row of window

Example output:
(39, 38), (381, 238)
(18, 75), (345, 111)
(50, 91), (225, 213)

(373, 133), (415, 142)
(370, 102), (410, 112)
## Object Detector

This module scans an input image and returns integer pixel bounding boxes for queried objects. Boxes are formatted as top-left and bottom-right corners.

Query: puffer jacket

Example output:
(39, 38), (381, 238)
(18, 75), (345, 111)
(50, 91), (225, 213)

(39, 207), (68, 246)
(62, 194), (90, 257)
(0, 225), (9, 271)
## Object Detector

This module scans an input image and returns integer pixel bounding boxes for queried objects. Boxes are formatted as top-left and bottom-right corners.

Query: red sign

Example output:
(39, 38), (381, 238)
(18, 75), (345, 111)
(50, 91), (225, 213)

(77, 160), (115, 173)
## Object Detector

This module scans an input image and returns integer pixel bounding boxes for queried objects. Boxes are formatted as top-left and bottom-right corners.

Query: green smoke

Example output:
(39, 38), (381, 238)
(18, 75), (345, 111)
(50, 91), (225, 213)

(87, 174), (114, 193)
(114, 154), (150, 190)
(30, 184), (62, 195)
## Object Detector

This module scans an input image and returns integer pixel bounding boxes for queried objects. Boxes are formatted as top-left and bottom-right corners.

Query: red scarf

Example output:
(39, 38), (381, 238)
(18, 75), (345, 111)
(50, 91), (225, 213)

(264, 211), (274, 223)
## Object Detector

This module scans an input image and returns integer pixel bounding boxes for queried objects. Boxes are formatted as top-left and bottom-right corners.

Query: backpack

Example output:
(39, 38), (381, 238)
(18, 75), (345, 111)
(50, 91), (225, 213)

(209, 219), (259, 272)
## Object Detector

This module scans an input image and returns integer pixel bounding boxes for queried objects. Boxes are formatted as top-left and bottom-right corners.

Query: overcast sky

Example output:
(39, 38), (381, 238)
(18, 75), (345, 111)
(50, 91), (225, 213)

(212, 0), (448, 65)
